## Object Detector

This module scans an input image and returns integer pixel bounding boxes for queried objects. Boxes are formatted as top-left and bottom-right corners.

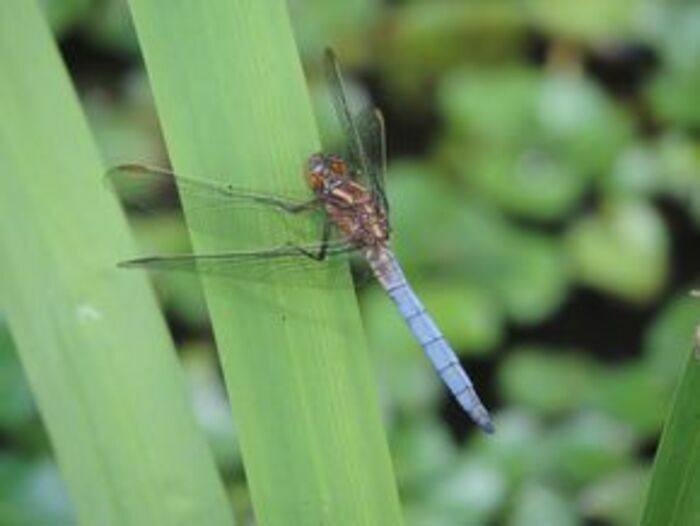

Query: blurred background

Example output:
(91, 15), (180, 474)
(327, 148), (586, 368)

(2, 0), (700, 524)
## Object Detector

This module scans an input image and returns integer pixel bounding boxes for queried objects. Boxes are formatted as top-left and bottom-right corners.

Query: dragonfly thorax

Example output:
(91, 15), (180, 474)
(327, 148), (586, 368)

(307, 152), (348, 195)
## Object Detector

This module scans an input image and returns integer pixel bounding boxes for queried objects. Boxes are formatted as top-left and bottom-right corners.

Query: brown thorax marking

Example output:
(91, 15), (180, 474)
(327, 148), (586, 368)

(307, 152), (389, 249)
(325, 179), (389, 248)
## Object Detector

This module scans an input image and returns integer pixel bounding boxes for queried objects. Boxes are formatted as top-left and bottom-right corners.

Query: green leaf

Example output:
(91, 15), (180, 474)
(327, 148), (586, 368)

(605, 144), (660, 198)
(465, 144), (587, 221)
(420, 457), (507, 525)
(588, 364), (668, 436)
(537, 73), (633, 176)
(0, 457), (75, 526)
(82, 0), (140, 55)
(654, 133), (700, 226)
(581, 465), (650, 526)
(380, 1), (528, 105)
(603, 134), (700, 227)
(646, 6), (700, 126)
(644, 293), (700, 387)
(125, 1), (403, 524)
(441, 69), (631, 220)
(0, 321), (35, 430)
(543, 412), (636, 487)
(650, 4), (700, 73)
(490, 229), (569, 325)
(439, 67), (540, 145)
(391, 417), (459, 494)
(498, 346), (597, 416)
(641, 344), (700, 525)
(508, 483), (578, 526)
(525, 0), (639, 41)
(470, 409), (546, 483)
(648, 70), (700, 127)
(383, 161), (458, 273)
(0, 2), (233, 524)
(38, 0), (93, 35)
(566, 200), (669, 303)
(290, 0), (381, 63)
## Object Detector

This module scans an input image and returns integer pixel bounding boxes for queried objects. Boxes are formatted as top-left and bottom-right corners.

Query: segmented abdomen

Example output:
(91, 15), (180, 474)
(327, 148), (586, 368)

(368, 249), (494, 433)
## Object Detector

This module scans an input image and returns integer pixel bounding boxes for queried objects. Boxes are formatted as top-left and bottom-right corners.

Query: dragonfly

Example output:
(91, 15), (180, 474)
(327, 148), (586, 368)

(109, 49), (494, 433)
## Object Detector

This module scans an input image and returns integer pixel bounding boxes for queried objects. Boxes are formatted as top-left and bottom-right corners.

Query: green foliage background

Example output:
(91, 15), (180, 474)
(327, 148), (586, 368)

(1, 0), (700, 525)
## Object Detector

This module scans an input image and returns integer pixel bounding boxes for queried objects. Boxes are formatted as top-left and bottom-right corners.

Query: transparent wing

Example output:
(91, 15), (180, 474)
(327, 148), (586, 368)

(120, 242), (359, 288)
(106, 163), (335, 250)
(106, 163), (319, 214)
(324, 48), (389, 219)
(355, 107), (389, 218)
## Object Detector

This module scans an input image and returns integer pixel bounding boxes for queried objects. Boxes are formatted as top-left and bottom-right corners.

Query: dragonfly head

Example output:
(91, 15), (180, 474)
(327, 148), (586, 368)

(307, 153), (348, 194)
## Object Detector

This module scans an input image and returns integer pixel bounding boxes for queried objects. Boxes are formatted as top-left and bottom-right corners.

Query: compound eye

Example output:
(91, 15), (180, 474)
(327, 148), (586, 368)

(308, 170), (323, 190)
(307, 163), (326, 191)
(308, 153), (325, 172)
(329, 159), (346, 176)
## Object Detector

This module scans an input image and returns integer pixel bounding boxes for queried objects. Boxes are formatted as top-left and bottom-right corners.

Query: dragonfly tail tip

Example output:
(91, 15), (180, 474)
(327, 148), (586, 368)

(481, 420), (495, 434)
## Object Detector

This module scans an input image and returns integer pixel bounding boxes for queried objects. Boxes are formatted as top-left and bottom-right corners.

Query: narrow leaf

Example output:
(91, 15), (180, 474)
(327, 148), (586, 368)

(0, 2), (234, 525)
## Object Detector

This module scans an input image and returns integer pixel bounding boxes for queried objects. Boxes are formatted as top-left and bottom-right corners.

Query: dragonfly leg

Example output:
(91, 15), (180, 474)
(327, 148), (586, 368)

(287, 221), (333, 261)
(256, 196), (321, 214)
